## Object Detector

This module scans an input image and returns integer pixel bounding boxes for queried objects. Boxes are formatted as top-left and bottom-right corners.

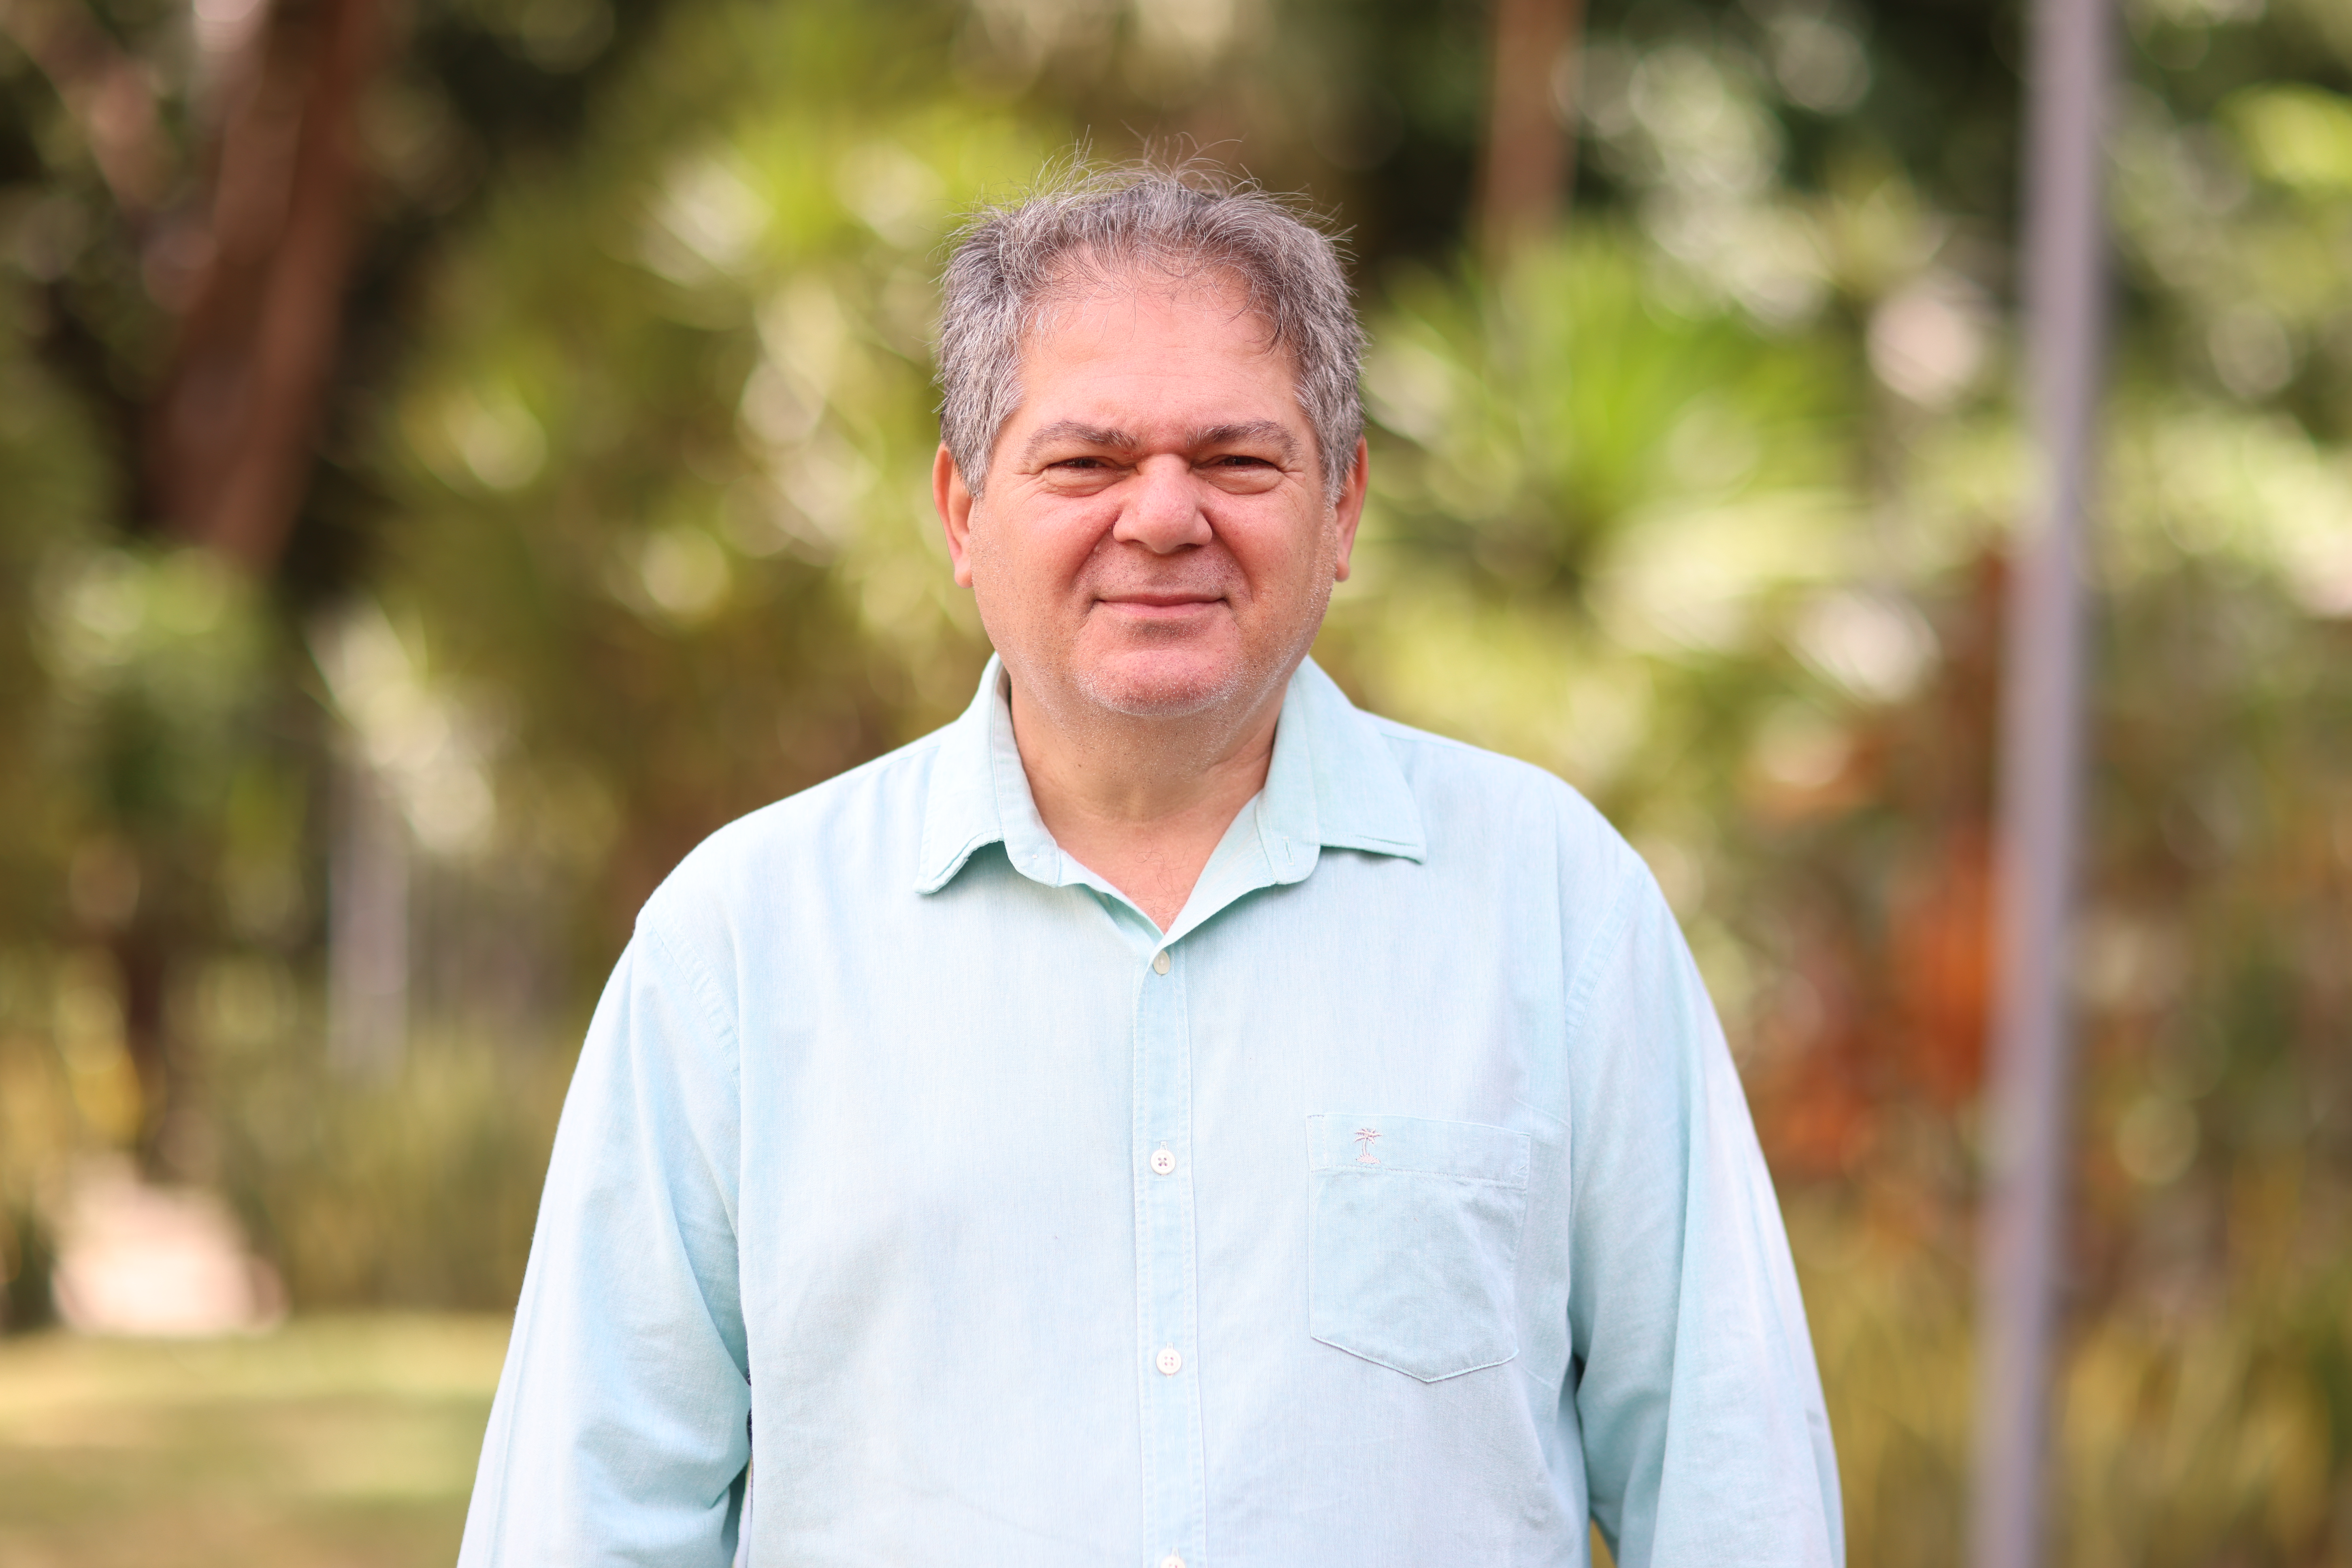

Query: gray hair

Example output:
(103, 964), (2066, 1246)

(935, 162), (1364, 500)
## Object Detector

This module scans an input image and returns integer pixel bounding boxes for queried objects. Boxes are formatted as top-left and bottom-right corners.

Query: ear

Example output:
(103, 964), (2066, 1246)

(934, 444), (979, 588)
(1330, 437), (1370, 583)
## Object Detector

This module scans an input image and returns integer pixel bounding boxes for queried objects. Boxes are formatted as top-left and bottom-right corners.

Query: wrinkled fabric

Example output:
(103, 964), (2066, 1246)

(458, 656), (1843, 1568)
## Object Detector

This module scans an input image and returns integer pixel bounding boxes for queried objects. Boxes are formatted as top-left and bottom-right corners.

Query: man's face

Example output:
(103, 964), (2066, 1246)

(936, 272), (1367, 724)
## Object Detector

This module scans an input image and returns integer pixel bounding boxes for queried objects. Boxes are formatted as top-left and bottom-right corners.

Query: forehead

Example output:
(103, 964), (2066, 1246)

(1015, 268), (1298, 411)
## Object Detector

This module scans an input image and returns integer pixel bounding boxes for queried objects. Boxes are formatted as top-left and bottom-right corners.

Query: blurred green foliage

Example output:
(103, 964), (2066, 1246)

(212, 1033), (569, 1309)
(2, 0), (2350, 1562)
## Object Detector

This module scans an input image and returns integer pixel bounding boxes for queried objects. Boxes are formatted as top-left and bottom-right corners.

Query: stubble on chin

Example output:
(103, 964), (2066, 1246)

(1070, 650), (1251, 720)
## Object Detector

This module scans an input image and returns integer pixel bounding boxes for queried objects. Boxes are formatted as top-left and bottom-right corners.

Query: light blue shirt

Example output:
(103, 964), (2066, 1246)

(459, 656), (1843, 1568)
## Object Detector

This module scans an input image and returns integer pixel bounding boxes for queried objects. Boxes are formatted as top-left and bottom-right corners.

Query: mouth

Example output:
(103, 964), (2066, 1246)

(1095, 592), (1225, 622)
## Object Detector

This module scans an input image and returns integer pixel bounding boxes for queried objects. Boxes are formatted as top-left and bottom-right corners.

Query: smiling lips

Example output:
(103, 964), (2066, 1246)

(1095, 592), (1225, 623)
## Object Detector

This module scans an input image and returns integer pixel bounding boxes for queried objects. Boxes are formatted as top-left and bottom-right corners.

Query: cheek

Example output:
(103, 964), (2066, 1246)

(1228, 512), (1335, 598)
(1014, 509), (1115, 583)
(963, 539), (1027, 656)
(967, 510), (1086, 619)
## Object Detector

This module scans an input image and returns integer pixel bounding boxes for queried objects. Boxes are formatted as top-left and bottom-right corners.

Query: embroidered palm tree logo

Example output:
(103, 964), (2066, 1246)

(1354, 1127), (1383, 1165)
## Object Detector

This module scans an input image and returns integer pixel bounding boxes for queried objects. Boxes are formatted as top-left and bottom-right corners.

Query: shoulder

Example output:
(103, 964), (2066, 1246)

(1343, 705), (1667, 980)
(1360, 709), (1644, 882)
(633, 725), (950, 962)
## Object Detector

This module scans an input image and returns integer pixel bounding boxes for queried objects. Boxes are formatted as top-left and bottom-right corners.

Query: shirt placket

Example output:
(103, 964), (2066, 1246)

(1133, 937), (1207, 1568)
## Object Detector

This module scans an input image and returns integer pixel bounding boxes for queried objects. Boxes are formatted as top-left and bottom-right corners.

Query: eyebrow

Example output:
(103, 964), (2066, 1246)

(1020, 421), (1139, 464)
(1191, 421), (1299, 463)
(1019, 418), (1300, 467)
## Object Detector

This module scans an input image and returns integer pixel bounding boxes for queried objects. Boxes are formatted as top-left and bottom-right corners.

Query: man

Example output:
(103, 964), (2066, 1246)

(460, 166), (1842, 1567)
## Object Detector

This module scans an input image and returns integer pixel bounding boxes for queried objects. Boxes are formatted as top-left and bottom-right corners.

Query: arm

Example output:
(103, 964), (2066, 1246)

(1566, 875), (1843, 1568)
(458, 919), (752, 1566)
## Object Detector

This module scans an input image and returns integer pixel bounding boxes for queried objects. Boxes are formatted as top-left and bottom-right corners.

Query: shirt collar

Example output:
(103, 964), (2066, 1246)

(914, 653), (1426, 897)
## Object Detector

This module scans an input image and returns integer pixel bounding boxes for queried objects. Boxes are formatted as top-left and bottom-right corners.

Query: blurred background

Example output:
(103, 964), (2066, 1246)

(0, 0), (2347, 1560)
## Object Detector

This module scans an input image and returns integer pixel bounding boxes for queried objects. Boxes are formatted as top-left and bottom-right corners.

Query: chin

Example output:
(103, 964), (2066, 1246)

(1074, 650), (1255, 719)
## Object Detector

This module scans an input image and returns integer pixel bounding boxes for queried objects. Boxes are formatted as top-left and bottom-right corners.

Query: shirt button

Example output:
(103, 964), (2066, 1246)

(1155, 1346), (1182, 1376)
(1150, 1148), (1176, 1176)
(1160, 1556), (1187, 1568)
(1153, 950), (1171, 974)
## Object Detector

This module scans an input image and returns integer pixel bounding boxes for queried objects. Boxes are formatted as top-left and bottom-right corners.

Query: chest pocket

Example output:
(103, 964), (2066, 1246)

(1305, 1113), (1533, 1383)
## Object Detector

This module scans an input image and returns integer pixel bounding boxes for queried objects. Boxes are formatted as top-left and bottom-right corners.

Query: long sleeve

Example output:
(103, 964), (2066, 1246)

(458, 919), (752, 1566)
(1565, 874), (1843, 1568)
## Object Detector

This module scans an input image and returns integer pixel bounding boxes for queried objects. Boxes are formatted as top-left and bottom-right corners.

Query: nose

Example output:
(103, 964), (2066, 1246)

(1110, 454), (1212, 556)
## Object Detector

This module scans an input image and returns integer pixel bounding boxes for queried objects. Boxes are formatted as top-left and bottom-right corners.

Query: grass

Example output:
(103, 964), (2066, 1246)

(0, 1314), (509, 1568)
(4, 1274), (2346, 1565)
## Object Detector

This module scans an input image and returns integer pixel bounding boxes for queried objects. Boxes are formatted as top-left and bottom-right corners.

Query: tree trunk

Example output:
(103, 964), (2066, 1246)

(1476, 0), (1584, 260)
(148, 0), (383, 573)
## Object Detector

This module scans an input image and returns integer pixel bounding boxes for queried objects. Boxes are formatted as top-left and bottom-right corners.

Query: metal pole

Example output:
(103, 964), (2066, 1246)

(1969, 0), (2111, 1560)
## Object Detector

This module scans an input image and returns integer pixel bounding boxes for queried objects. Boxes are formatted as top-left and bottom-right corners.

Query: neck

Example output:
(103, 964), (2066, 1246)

(1006, 668), (1292, 932)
